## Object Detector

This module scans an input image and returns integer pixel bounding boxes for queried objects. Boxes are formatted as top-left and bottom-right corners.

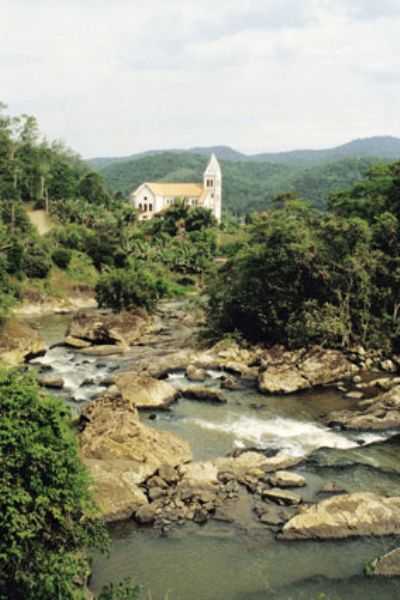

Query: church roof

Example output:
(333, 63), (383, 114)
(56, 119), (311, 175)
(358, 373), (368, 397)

(144, 182), (204, 197)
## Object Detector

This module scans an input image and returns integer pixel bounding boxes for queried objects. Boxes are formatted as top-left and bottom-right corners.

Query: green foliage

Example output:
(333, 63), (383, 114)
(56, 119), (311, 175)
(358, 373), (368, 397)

(207, 173), (400, 353)
(93, 150), (379, 216)
(96, 262), (170, 312)
(78, 172), (111, 205)
(52, 247), (72, 269)
(22, 240), (52, 279)
(0, 368), (108, 600)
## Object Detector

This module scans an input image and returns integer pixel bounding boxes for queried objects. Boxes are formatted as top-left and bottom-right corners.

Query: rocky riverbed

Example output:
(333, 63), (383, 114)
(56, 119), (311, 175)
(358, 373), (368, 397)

(17, 300), (400, 599)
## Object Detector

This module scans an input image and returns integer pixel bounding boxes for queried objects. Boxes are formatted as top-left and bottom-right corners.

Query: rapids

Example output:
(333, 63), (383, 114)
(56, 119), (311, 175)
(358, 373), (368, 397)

(28, 304), (400, 600)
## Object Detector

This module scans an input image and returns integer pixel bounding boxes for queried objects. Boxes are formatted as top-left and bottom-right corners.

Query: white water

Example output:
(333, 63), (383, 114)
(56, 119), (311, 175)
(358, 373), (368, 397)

(186, 413), (375, 457)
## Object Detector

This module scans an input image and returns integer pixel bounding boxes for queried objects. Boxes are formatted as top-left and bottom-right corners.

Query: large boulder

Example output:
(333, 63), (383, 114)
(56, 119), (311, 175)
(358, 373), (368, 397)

(259, 366), (309, 395)
(65, 309), (150, 350)
(113, 372), (179, 409)
(79, 391), (192, 521)
(281, 493), (400, 540)
(259, 346), (357, 395)
(0, 318), (46, 366)
(327, 385), (400, 430)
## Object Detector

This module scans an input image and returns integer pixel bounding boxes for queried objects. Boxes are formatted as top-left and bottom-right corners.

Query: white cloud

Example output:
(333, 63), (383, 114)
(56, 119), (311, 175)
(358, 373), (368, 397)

(0, 0), (399, 156)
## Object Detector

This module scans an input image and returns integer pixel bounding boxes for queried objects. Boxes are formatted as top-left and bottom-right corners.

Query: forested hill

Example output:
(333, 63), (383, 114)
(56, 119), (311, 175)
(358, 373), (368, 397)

(88, 136), (400, 168)
(91, 151), (380, 215)
(89, 136), (400, 216)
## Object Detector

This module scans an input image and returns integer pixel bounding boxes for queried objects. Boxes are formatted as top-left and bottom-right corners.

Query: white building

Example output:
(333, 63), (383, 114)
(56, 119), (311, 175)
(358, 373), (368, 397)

(130, 154), (222, 223)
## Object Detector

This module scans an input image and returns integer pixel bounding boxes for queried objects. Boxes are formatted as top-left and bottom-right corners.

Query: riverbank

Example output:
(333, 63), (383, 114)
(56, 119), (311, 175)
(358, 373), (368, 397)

(16, 298), (400, 599)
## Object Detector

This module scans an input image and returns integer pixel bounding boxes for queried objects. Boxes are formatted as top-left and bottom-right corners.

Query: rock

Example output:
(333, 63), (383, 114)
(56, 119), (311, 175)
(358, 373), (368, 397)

(145, 350), (195, 379)
(79, 391), (192, 522)
(0, 318), (46, 366)
(180, 387), (227, 404)
(269, 471), (306, 489)
(158, 464), (180, 484)
(257, 504), (294, 526)
(381, 359), (397, 373)
(64, 335), (92, 349)
(281, 493), (400, 540)
(66, 310), (150, 350)
(186, 365), (207, 382)
(259, 366), (309, 395)
(327, 385), (400, 430)
(82, 459), (148, 522)
(113, 372), (178, 410)
(146, 475), (168, 489)
(345, 391), (364, 400)
(38, 375), (64, 389)
(215, 452), (303, 481)
(148, 487), (167, 501)
(220, 376), (242, 390)
(135, 504), (158, 525)
(318, 481), (347, 495)
(368, 548), (400, 577)
(259, 346), (357, 395)
(180, 462), (219, 488)
(193, 508), (209, 524)
(80, 345), (127, 356)
(262, 489), (302, 506)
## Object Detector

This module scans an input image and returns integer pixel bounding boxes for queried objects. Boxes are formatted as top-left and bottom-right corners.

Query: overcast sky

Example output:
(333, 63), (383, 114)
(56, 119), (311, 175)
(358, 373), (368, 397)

(1, 0), (399, 158)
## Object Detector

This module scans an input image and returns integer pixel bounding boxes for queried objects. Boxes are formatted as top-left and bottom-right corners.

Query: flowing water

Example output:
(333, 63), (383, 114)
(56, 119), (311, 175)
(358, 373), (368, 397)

(29, 306), (400, 600)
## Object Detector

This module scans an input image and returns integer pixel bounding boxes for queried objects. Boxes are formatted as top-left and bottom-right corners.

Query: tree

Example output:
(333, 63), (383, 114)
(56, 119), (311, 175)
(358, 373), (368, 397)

(96, 263), (169, 312)
(79, 172), (111, 205)
(0, 368), (108, 600)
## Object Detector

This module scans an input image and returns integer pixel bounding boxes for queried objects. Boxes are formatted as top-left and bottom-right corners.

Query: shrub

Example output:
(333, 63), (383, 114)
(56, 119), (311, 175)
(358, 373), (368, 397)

(96, 263), (169, 312)
(22, 242), (52, 278)
(52, 247), (72, 269)
(0, 368), (107, 600)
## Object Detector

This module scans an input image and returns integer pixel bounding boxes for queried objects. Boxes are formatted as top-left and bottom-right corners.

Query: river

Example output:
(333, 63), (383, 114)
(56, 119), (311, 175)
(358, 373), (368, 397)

(29, 305), (400, 600)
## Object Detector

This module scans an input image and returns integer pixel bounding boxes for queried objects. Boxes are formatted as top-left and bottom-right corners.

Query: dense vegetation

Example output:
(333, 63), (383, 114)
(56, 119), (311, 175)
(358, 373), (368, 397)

(91, 149), (382, 216)
(208, 162), (400, 354)
(0, 104), (219, 319)
(0, 369), (100, 599)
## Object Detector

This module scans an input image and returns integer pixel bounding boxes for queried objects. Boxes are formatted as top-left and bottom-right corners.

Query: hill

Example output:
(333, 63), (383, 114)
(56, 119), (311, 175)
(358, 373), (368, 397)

(88, 136), (400, 168)
(93, 151), (380, 215)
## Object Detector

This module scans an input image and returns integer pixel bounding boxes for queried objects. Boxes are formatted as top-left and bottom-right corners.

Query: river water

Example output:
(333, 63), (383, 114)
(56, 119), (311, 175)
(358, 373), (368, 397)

(29, 308), (400, 600)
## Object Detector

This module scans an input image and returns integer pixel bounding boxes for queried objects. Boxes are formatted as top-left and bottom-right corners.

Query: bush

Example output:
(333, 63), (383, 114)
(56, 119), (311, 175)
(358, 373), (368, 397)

(0, 368), (107, 600)
(22, 241), (52, 278)
(96, 263), (170, 312)
(52, 247), (72, 269)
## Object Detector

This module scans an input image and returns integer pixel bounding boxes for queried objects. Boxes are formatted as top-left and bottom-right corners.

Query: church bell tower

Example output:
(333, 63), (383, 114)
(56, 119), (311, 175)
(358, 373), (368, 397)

(203, 154), (222, 223)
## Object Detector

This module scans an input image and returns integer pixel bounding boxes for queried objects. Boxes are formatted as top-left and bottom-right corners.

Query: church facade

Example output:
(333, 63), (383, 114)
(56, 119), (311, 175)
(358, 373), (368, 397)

(130, 154), (222, 223)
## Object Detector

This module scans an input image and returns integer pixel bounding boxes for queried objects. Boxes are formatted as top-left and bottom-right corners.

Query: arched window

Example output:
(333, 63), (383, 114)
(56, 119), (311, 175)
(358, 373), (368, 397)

(139, 203), (143, 211)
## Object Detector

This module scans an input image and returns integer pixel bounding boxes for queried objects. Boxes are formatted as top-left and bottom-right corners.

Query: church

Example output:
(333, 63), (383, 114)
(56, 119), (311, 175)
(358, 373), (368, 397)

(130, 154), (222, 223)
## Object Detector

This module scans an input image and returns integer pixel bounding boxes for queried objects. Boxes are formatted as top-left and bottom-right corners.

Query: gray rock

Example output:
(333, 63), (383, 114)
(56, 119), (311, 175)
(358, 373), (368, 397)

(262, 488), (302, 506)
(135, 505), (158, 525)
(268, 471), (306, 489)
(368, 548), (400, 577)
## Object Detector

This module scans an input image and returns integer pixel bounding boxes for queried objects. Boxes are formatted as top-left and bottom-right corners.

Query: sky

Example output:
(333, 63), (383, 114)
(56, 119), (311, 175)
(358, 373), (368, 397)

(1, 0), (400, 158)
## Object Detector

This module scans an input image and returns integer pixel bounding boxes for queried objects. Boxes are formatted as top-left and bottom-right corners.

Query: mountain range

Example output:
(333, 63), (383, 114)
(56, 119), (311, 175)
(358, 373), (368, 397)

(88, 136), (400, 169)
